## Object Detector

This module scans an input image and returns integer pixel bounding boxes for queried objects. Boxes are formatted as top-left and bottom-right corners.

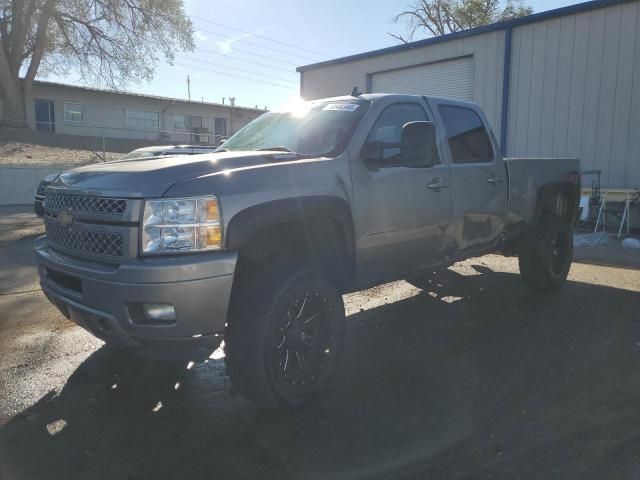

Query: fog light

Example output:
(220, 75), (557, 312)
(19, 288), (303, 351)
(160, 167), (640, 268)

(143, 303), (176, 321)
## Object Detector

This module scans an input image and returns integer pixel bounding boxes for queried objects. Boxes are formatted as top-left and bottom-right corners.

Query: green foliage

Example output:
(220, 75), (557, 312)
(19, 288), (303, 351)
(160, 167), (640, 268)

(0, 0), (194, 124)
(1, 0), (194, 88)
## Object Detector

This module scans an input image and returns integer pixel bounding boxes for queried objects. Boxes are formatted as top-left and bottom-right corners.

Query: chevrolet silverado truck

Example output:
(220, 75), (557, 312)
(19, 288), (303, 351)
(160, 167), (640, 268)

(35, 94), (580, 407)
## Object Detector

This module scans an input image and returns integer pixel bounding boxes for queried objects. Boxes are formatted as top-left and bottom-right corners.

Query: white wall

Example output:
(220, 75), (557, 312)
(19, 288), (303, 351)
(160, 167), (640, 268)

(0, 166), (61, 205)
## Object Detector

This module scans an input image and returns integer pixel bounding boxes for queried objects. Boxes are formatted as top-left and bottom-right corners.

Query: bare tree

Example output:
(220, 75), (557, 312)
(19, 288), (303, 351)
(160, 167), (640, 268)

(0, 0), (194, 127)
(391, 0), (533, 43)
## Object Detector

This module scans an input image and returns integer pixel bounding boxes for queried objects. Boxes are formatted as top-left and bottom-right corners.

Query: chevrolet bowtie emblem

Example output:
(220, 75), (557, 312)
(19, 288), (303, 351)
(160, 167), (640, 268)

(57, 211), (74, 227)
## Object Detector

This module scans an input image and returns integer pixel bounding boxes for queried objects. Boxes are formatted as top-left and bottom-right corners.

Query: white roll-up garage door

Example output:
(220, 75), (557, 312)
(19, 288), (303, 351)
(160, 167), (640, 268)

(370, 56), (474, 101)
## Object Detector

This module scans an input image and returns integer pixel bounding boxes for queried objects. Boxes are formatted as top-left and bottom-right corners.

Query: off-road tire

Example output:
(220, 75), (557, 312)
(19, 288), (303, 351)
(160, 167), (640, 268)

(225, 265), (345, 407)
(519, 213), (573, 292)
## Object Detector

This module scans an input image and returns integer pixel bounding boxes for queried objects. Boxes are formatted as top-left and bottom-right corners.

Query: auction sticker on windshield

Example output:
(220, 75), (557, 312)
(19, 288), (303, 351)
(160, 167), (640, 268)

(322, 103), (360, 112)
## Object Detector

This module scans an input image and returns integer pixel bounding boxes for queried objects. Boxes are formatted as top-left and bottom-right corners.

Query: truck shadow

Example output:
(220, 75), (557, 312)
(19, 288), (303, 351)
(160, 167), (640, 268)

(1, 266), (640, 480)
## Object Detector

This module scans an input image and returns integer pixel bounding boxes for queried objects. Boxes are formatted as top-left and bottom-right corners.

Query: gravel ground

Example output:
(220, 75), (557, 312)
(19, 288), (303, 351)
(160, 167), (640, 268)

(0, 141), (120, 167)
(0, 127), (138, 167)
(1, 206), (639, 480)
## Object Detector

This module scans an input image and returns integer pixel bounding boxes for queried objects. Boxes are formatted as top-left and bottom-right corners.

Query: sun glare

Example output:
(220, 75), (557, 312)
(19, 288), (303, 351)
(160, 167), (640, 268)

(278, 96), (312, 118)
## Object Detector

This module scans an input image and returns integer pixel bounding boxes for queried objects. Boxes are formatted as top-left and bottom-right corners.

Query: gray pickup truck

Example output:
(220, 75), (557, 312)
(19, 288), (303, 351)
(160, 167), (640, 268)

(35, 94), (580, 406)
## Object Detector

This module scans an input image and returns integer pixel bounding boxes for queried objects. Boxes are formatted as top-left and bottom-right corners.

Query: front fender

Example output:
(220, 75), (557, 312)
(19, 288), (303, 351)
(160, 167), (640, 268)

(225, 196), (355, 258)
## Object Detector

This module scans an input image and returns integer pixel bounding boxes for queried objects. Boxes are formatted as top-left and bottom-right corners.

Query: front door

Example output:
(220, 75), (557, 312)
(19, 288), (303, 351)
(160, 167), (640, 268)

(35, 99), (55, 133)
(350, 99), (454, 285)
(431, 100), (507, 253)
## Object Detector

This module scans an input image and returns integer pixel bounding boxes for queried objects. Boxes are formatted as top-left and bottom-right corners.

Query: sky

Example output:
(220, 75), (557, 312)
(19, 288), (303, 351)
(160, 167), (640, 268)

(45, 0), (578, 110)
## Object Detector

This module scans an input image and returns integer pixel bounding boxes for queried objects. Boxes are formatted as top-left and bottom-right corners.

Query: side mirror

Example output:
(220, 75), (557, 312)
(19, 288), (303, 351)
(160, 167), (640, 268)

(400, 121), (438, 168)
(361, 141), (384, 165)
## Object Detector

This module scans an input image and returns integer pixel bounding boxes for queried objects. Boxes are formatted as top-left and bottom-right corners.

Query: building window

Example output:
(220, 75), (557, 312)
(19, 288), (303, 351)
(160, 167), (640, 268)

(438, 105), (493, 163)
(173, 114), (187, 130)
(173, 114), (204, 131)
(215, 118), (227, 137)
(126, 109), (159, 130)
(190, 115), (203, 130)
(63, 103), (83, 122)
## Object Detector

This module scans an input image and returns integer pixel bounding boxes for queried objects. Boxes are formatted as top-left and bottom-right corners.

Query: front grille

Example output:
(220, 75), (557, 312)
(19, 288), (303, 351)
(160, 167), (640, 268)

(45, 192), (127, 215)
(45, 218), (124, 257)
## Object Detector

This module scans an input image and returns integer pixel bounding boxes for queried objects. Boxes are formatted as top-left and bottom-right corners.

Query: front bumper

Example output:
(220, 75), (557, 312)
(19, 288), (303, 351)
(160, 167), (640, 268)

(35, 236), (237, 359)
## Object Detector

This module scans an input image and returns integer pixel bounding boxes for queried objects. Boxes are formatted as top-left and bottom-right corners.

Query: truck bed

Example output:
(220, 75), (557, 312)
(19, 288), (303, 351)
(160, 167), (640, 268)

(504, 157), (580, 230)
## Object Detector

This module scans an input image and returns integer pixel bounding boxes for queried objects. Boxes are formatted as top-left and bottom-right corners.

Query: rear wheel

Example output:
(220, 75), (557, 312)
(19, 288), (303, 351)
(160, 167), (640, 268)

(225, 265), (345, 407)
(519, 213), (573, 291)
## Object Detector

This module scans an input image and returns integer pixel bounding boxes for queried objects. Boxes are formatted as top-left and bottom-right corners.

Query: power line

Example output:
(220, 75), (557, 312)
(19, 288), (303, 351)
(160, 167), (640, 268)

(195, 27), (321, 62)
(193, 16), (334, 58)
(195, 41), (301, 67)
(193, 46), (299, 74)
(175, 55), (298, 84)
(173, 62), (297, 90)
(195, 2), (352, 50)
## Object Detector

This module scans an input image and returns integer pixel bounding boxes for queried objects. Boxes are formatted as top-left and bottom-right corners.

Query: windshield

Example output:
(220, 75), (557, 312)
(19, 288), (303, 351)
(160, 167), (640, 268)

(218, 100), (367, 156)
(120, 149), (164, 160)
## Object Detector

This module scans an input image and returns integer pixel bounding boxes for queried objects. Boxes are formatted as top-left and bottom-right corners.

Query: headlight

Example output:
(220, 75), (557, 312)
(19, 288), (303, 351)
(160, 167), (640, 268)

(141, 196), (222, 254)
(35, 181), (49, 197)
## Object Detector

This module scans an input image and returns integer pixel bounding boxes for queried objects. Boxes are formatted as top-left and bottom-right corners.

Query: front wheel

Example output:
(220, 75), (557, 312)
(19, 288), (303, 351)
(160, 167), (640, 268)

(225, 266), (345, 407)
(518, 213), (573, 292)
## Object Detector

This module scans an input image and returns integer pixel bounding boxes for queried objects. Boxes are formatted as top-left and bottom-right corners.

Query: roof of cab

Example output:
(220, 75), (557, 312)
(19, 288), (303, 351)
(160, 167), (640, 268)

(311, 93), (479, 109)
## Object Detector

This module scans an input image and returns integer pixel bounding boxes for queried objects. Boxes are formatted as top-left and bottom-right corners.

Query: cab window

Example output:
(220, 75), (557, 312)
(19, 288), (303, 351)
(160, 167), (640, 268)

(366, 103), (429, 161)
(438, 105), (493, 163)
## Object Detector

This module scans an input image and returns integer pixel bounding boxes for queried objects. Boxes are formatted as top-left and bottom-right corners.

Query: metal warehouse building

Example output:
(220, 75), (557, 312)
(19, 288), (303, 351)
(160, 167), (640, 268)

(297, 0), (640, 190)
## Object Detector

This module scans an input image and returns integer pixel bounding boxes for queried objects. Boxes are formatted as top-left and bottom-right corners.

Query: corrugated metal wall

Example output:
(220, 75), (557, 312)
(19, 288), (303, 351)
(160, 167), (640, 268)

(507, 1), (640, 188)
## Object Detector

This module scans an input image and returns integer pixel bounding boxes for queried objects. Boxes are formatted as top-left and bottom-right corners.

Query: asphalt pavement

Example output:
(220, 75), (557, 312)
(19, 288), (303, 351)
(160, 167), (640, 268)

(1, 206), (639, 480)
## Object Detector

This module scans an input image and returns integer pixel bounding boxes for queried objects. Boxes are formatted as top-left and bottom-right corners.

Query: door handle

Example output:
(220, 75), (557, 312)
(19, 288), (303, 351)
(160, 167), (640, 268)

(487, 175), (504, 184)
(427, 178), (450, 191)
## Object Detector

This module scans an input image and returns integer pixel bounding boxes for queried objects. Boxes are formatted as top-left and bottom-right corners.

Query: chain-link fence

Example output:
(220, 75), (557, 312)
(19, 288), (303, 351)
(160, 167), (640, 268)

(0, 121), (231, 205)
(3, 119), (229, 161)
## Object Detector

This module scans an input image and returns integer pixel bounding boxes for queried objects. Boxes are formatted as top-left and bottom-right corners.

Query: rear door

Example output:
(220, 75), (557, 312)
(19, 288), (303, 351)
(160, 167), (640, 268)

(349, 97), (454, 285)
(429, 99), (507, 253)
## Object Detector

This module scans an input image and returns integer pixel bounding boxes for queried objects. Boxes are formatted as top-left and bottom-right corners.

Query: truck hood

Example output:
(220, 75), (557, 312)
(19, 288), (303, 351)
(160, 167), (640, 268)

(50, 151), (306, 197)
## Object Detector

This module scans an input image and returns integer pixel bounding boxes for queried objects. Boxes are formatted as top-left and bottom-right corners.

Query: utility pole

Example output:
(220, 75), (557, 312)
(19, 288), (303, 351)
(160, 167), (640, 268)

(187, 75), (192, 143)
(229, 97), (235, 137)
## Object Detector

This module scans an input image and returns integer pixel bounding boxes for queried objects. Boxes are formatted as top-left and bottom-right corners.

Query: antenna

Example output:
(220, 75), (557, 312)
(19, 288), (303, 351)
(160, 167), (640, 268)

(186, 75), (191, 101)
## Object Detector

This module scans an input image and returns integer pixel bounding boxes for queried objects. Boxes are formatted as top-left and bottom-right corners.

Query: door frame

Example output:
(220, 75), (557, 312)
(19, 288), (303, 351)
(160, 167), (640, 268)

(347, 95), (455, 285)
(34, 98), (55, 133)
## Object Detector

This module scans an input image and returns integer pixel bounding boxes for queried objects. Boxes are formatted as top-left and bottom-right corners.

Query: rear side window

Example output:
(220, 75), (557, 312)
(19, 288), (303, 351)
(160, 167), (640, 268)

(438, 105), (493, 163)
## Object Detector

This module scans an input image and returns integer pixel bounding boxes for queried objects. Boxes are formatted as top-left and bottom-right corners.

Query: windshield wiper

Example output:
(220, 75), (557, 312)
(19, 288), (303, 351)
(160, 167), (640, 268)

(257, 146), (295, 153)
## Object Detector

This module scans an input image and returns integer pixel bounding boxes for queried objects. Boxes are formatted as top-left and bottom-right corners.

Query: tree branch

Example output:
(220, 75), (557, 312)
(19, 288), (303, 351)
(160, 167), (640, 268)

(24, 0), (55, 86)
